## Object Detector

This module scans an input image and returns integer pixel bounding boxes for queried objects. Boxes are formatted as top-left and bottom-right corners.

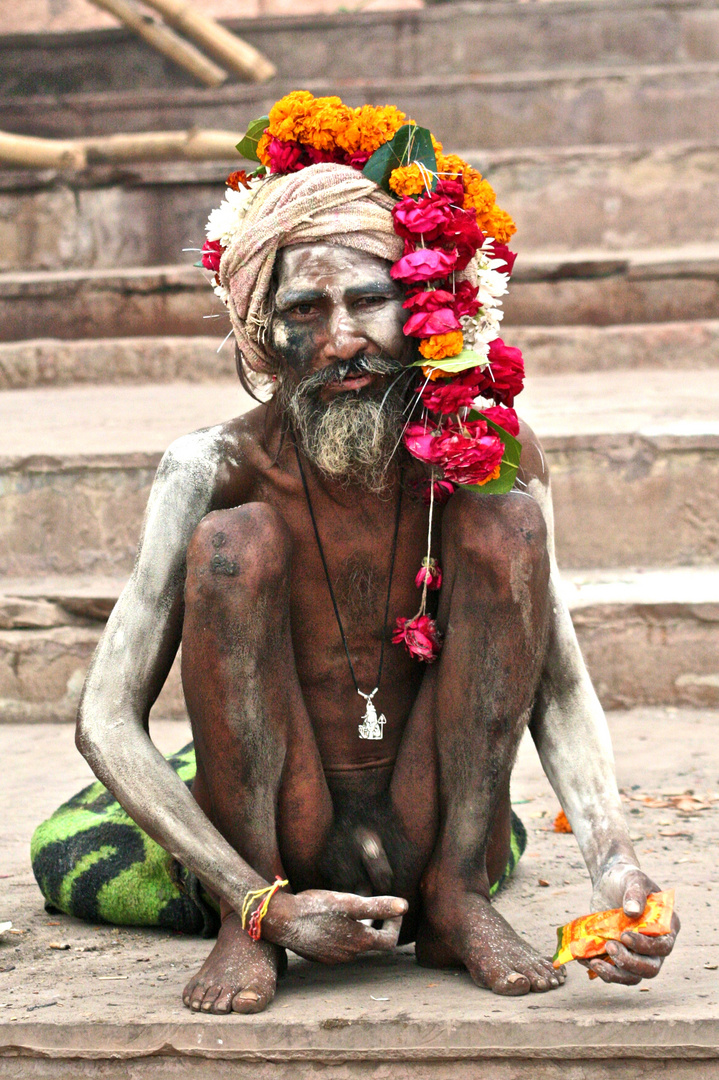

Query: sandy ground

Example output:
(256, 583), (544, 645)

(0, 707), (717, 1029)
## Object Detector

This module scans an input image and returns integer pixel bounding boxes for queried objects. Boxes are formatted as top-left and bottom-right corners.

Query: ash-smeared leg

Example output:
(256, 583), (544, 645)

(183, 910), (282, 1014)
(410, 491), (562, 994)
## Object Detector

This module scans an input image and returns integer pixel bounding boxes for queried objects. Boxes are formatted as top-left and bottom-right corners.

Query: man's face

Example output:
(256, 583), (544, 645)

(270, 243), (414, 491)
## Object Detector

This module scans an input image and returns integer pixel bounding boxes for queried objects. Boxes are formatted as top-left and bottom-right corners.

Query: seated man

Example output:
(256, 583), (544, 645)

(32, 96), (677, 1014)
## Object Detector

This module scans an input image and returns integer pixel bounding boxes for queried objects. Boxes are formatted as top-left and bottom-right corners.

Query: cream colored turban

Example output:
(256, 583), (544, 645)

(218, 162), (405, 374)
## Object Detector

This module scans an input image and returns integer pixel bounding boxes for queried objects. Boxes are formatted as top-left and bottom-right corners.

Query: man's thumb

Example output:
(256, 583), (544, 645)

(622, 873), (649, 918)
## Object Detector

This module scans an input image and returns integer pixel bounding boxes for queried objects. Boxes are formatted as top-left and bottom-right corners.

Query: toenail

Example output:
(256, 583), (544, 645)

(201, 1002), (212, 1010)
(507, 972), (526, 984)
(238, 990), (260, 1001)
(536, 979), (548, 989)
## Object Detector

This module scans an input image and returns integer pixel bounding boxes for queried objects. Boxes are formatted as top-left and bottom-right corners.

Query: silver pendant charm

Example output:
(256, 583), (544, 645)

(357, 688), (386, 740)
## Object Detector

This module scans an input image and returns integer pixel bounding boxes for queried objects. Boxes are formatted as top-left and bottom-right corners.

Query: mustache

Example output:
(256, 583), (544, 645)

(295, 353), (407, 397)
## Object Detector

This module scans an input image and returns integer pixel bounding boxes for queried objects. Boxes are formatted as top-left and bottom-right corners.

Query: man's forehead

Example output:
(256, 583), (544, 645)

(275, 243), (396, 299)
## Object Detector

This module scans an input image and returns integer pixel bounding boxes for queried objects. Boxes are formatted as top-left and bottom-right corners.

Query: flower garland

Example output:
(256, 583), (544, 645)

(200, 92), (527, 665)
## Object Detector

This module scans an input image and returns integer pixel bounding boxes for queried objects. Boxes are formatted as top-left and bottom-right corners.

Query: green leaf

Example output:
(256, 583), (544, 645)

(363, 123), (437, 194)
(463, 411), (522, 495)
(412, 349), (489, 375)
(236, 115), (270, 163)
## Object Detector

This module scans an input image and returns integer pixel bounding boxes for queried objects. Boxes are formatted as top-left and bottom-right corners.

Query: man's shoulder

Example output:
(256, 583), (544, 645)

(157, 402), (273, 495)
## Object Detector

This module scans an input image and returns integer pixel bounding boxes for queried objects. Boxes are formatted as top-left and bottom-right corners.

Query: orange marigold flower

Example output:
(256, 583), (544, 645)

(553, 810), (573, 834)
(353, 104), (407, 155)
(462, 171), (496, 216)
(303, 96), (354, 152)
(422, 364), (454, 381)
(435, 152), (466, 181)
(267, 90), (316, 143)
(389, 163), (428, 197)
(479, 205), (517, 244)
(419, 331), (464, 360)
(476, 462), (502, 486)
(256, 130), (272, 167)
(226, 170), (251, 191)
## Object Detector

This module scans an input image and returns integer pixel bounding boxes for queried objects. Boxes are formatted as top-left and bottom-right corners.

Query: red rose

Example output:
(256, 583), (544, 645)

(392, 194), (453, 242)
(392, 614), (443, 663)
(404, 307), (461, 338)
(487, 240), (517, 277)
(420, 376), (477, 414)
(266, 136), (304, 173)
(409, 477), (457, 506)
(435, 178), (465, 204)
(452, 280), (481, 318)
(436, 208), (484, 271)
(415, 558), (442, 591)
(479, 404), (520, 437)
(403, 288), (455, 313)
(474, 339), (525, 406)
(390, 247), (459, 284)
(430, 420), (505, 485)
(344, 149), (372, 169)
(201, 238), (224, 273)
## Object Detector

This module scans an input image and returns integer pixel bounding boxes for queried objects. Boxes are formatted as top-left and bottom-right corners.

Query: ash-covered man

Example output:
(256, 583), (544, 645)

(33, 130), (678, 1013)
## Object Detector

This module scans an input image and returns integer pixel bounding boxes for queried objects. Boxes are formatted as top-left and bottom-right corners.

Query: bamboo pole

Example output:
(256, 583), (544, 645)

(0, 129), (245, 169)
(138, 0), (276, 83)
(87, 0), (228, 87)
(0, 132), (87, 171)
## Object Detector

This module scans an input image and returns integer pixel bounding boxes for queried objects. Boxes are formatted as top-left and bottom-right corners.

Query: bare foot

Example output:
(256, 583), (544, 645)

(183, 911), (281, 1014)
(417, 881), (565, 996)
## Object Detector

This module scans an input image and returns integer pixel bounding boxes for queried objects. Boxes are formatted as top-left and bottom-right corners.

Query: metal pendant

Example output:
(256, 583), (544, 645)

(357, 688), (386, 740)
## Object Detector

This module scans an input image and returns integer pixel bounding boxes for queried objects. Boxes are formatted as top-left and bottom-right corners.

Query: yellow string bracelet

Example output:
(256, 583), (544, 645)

(241, 877), (288, 941)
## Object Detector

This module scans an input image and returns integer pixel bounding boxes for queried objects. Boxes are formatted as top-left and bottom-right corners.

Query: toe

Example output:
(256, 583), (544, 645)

(189, 984), (207, 1011)
(200, 986), (223, 1012)
(497, 970), (532, 995)
(232, 987), (270, 1014)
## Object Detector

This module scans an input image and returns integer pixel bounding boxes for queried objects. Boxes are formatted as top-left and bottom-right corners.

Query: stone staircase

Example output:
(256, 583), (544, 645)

(1, 0), (718, 731)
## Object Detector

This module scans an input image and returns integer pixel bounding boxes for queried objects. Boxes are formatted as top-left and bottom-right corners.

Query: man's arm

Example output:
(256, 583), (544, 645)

(518, 423), (679, 983)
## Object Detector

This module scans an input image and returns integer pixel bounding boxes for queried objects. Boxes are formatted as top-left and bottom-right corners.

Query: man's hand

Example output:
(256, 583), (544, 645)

(262, 888), (408, 964)
(582, 860), (680, 984)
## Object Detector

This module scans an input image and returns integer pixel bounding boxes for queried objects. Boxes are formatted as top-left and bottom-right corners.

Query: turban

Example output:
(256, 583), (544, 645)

(218, 163), (405, 374)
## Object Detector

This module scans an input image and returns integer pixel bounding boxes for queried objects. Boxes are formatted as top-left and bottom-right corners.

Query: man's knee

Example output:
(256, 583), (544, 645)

(185, 503), (291, 604)
(444, 490), (548, 593)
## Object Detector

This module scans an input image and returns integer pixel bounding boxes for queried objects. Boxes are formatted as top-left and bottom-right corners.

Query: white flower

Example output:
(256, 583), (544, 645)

(213, 281), (230, 306)
(205, 183), (256, 245)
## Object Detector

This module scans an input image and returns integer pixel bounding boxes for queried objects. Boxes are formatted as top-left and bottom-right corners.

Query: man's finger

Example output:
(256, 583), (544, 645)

(339, 893), (408, 922)
(353, 916), (402, 953)
(605, 941), (663, 979)
(619, 930), (676, 957)
(587, 958), (642, 985)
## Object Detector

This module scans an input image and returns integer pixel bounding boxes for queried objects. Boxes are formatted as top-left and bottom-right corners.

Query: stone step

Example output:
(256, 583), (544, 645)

(4, 142), (719, 273)
(3, 0), (719, 94)
(2, 320), (718, 390)
(3, 246), (719, 342)
(1, 566), (718, 721)
(4, 63), (719, 150)
(0, 371), (718, 577)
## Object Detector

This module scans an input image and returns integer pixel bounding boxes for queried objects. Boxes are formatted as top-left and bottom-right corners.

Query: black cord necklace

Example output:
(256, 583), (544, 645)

(293, 442), (403, 741)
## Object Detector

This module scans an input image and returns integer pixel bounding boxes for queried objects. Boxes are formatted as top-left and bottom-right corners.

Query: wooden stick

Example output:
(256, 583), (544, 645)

(0, 131), (87, 170)
(138, 0), (276, 82)
(87, 0), (228, 87)
(82, 129), (243, 163)
(0, 129), (245, 169)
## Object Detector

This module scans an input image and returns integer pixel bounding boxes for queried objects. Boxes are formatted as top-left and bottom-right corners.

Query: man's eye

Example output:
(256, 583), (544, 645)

(356, 296), (386, 308)
(293, 303), (315, 316)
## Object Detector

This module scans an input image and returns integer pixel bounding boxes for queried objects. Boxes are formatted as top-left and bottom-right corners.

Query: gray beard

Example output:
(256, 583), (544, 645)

(277, 358), (408, 494)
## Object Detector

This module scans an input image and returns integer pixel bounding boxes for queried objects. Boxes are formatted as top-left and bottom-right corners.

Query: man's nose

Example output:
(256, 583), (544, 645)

(322, 306), (369, 361)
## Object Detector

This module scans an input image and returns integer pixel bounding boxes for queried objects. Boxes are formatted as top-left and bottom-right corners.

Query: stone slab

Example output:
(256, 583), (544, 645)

(0, 708), (717, 1076)
(3, 0), (719, 94)
(6, 142), (719, 271)
(1, 566), (719, 720)
(1, 372), (718, 573)
(1, 321), (717, 389)
(4, 246), (719, 341)
(4, 63), (719, 150)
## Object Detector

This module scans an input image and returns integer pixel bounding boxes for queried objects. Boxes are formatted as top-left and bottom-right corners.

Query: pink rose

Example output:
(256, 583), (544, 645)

(392, 614), (443, 663)
(412, 419), (504, 486)
(201, 238), (224, 273)
(479, 405), (520, 437)
(392, 194), (453, 241)
(474, 339), (525, 406)
(344, 149), (372, 169)
(415, 558), (442, 591)
(403, 423), (439, 463)
(403, 288), (455, 313)
(390, 247), (459, 284)
(404, 307), (461, 338)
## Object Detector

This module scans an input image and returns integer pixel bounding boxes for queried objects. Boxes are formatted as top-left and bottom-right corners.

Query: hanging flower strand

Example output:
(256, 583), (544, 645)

(393, 470), (443, 663)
